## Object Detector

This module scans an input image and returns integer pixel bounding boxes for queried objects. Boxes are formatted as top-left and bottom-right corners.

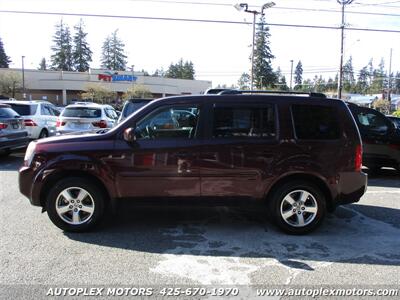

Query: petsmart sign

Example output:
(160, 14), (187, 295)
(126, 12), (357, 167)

(98, 71), (137, 82)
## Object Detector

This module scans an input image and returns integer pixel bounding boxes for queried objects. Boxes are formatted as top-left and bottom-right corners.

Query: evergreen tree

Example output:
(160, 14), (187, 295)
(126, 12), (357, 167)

(101, 30), (127, 71)
(50, 20), (73, 71)
(0, 37), (11, 68)
(294, 61), (303, 88)
(38, 58), (47, 70)
(237, 73), (250, 89)
(394, 72), (400, 94)
(355, 66), (369, 94)
(343, 56), (355, 92)
(73, 19), (92, 72)
(165, 59), (195, 79)
(253, 15), (276, 89)
(370, 58), (385, 93)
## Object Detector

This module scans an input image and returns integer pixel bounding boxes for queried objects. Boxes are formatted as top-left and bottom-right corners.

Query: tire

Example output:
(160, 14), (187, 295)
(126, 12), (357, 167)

(268, 180), (326, 235)
(46, 177), (105, 232)
(38, 129), (49, 139)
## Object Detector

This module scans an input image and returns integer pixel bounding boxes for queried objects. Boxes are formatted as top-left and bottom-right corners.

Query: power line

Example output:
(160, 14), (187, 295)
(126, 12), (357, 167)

(1, 10), (399, 33)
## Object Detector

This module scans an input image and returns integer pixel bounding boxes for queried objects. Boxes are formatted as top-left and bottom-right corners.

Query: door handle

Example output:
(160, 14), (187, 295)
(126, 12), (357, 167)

(107, 154), (126, 160)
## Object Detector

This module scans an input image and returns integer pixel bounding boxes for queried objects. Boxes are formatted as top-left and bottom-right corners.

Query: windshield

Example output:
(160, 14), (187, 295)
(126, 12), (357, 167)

(62, 107), (102, 118)
(8, 104), (37, 116)
(122, 101), (151, 118)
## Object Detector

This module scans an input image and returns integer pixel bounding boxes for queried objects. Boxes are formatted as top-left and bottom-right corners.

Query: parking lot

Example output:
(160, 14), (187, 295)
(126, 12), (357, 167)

(1, 152), (399, 295)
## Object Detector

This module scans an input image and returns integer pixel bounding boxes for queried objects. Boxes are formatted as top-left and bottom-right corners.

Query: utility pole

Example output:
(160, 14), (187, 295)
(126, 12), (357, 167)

(290, 59), (294, 91)
(388, 48), (392, 112)
(21, 56), (25, 99)
(337, 0), (353, 99)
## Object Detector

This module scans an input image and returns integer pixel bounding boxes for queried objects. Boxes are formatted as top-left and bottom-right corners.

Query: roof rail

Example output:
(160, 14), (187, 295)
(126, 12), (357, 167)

(213, 89), (326, 98)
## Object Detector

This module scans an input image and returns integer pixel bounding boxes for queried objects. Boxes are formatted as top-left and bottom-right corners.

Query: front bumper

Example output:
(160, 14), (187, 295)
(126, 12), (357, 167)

(19, 165), (42, 206)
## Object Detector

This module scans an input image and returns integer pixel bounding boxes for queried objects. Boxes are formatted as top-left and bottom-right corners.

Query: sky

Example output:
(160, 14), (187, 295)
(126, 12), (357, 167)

(0, 0), (399, 87)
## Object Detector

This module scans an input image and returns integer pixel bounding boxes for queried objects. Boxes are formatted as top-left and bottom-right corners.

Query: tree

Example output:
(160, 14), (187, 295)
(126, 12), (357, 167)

(373, 98), (390, 115)
(253, 15), (276, 89)
(152, 68), (165, 77)
(50, 20), (73, 71)
(0, 71), (22, 98)
(101, 30), (127, 71)
(0, 37), (11, 68)
(165, 59), (195, 79)
(237, 72), (250, 89)
(123, 84), (152, 99)
(72, 19), (92, 72)
(294, 61), (303, 89)
(355, 66), (369, 94)
(370, 58), (385, 94)
(81, 83), (116, 104)
(38, 58), (47, 70)
(343, 56), (355, 92)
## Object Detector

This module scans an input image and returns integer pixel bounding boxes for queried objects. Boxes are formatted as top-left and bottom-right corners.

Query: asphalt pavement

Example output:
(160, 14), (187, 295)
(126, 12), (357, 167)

(0, 152), (399, 298)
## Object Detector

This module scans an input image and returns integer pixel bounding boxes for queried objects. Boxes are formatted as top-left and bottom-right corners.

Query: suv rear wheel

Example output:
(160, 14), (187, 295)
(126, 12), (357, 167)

(46, 178), (105, 232)
(269, 181), (326, 234)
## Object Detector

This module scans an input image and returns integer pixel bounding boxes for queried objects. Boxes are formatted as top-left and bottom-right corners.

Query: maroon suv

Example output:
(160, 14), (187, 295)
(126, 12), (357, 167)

(19, 92), (367, 234)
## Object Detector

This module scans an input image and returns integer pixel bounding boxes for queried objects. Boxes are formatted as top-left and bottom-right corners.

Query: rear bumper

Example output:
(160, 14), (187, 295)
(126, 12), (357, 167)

(0, 134), (29, 151)
(335, 171), (368, 206)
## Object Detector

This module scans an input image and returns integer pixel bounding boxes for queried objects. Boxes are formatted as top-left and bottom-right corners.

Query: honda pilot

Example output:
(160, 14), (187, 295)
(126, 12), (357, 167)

(19, 91), (367, 234)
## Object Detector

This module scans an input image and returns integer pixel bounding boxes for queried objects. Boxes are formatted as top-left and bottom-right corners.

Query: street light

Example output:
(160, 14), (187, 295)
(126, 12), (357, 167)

(235, 2), (275, 90)
(21, 56), (26, 99)
(337, 0), (354, 99)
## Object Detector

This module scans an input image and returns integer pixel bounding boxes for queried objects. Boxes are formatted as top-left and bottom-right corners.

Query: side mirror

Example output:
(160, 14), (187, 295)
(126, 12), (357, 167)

(123, 127), (136, 143)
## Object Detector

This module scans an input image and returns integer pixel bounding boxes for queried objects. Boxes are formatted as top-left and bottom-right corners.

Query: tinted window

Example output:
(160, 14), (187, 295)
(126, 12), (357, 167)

(62, 107), (101, 118)
(8, 104), (37, 116)
(292, 105), (340, 140)
(213, 106), (276, 138)
(357, 110), (389, 134)
(41, 105), (53, 116)
(136, 106), (199, 139)
(0, 107), (19, 118)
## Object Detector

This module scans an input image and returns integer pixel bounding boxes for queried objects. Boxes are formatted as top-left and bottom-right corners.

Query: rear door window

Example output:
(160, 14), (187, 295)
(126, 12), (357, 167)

(212, 105), (276, 138)
(292, 105), (340, 140)
(0, 107), (19, 118)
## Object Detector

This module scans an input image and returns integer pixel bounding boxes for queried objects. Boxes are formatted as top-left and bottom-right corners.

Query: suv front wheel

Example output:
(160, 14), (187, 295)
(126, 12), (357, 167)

(46, 178), (105, 232)
(269, 181), (326, 234)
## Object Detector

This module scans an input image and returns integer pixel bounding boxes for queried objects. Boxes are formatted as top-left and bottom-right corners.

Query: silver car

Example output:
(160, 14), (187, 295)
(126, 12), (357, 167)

(2, 100), (60, 139)
(56, 103), (118, 134)
(0, 104), (29, 155)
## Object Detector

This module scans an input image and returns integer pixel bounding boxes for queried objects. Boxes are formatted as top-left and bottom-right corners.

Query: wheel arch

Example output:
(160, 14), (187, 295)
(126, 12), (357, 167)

(264, 173), (334, 212)
(39, 170), (112, 210)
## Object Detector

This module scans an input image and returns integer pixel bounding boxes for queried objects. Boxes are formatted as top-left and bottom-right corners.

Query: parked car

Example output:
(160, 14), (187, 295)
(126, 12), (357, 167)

(2, 100), (60, 139)
(19, 91), (367, 234)
(0, 104), (29, 155)
(56, 103), (118, 134)
(386, 115), (400, 129)
(348, 103), (400, 172)
(117, 98), (154, 123)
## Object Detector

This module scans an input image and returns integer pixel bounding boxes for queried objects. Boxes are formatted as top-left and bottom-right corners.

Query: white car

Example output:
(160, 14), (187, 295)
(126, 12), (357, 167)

(56, 102), (118, 134)
(2, 100), (60, 139)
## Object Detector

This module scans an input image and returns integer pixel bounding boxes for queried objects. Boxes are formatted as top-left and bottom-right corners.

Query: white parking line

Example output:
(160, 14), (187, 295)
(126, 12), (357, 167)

(366, 191), (400, 194)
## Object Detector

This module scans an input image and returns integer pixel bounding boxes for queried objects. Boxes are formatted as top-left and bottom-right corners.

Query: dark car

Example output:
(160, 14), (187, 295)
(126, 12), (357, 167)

(117, 98), (154, 123)
(0, 104), (29, 156)
(347, 103), (400, 172)
(387, 115), (400, 129)
(19, 91), (367, 234)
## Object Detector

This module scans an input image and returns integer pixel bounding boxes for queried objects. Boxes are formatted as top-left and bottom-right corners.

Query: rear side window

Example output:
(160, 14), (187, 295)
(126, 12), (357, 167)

(213, 105), (276, 138)
(0, 107), (19, 118)
(62, 107), (101, 118)
(122, 101), (150, 118)
(292, 105), (340, 140)
(8, 104), (37, 116)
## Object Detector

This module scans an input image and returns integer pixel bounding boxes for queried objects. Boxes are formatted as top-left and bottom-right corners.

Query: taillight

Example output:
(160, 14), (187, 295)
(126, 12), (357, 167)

(24, 119), (37, 126)
(56, 119), (66, 127)
(92, 120), (107, 128)
(0, 123), (7, 129)
(355, 144), (362, 172)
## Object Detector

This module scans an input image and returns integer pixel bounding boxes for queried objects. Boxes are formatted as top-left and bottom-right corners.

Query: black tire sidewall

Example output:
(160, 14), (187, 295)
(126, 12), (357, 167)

(39, 129), (48, 138)
(269, 181), (326, 235)
(46, 177), (105, 232)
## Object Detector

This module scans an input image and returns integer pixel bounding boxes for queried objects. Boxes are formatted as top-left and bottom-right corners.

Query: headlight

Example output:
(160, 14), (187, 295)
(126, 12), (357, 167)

(24, 141), (36, 167)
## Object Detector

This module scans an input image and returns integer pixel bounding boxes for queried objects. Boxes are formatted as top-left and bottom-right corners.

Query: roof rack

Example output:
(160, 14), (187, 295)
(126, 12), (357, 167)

(207, 89), (326, 98)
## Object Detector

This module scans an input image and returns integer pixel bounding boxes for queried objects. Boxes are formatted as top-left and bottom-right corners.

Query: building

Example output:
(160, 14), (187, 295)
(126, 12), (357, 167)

(0, 68), (212, 105)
